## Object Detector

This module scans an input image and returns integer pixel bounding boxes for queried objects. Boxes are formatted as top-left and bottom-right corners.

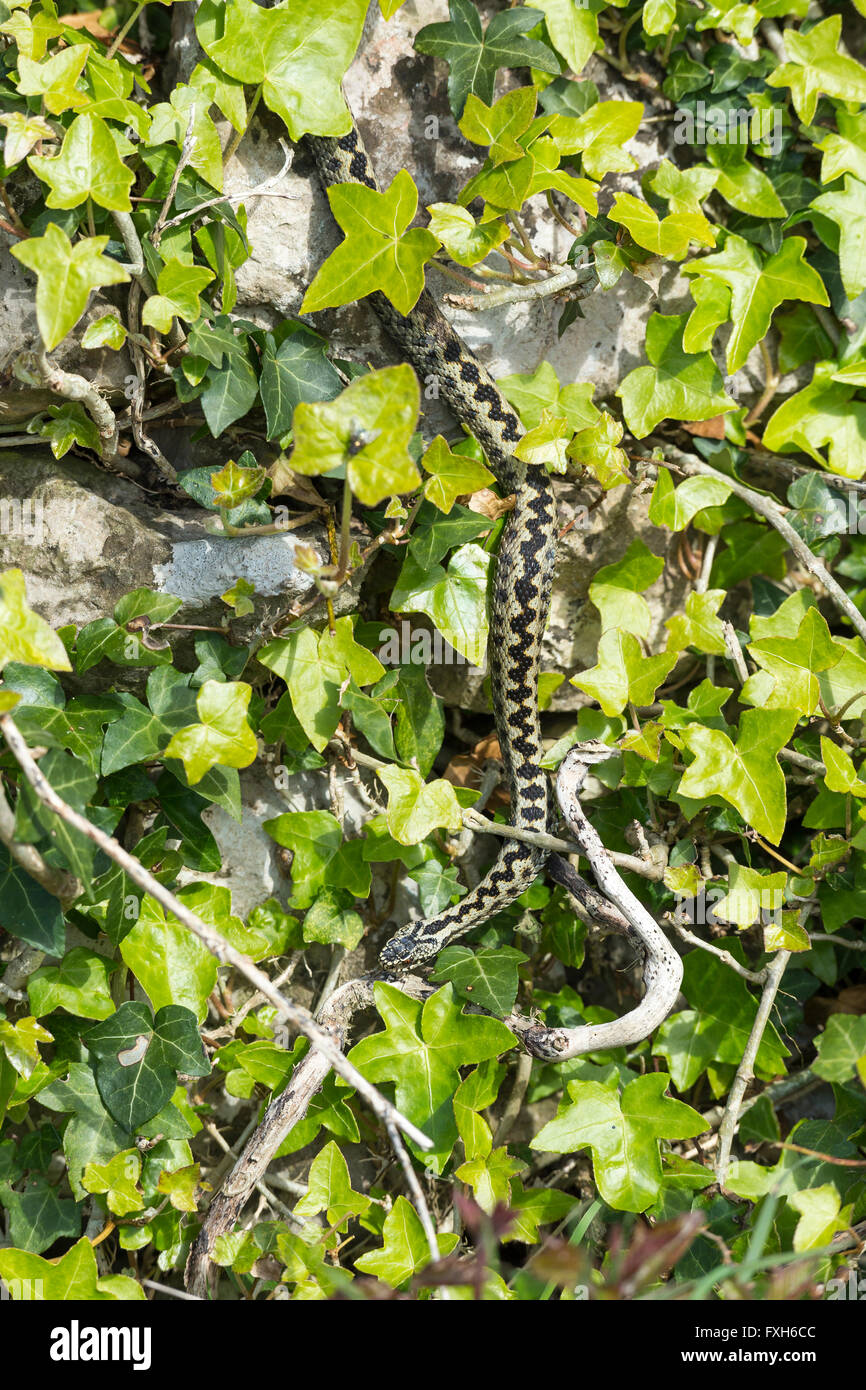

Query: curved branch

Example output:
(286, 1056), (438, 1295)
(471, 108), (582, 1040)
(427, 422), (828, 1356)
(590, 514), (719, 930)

(525, 743), (684, 1061)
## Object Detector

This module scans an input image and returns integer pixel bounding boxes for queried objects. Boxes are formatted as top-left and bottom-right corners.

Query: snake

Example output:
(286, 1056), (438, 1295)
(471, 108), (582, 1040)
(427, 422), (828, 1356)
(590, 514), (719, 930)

(307, 124), (560, 970)
(305, 123), (683, 1050)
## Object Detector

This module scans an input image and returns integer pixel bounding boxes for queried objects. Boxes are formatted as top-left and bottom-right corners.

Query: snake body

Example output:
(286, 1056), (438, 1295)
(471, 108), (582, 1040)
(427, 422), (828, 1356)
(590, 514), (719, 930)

(307, 126), (557, 968)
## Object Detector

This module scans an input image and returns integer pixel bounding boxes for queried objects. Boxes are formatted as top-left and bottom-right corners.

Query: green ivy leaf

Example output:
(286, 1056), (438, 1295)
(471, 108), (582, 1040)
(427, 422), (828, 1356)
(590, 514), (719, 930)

(119, 890), (221, 1024)
(258, 326), (342, 439)
(812, 1015), (866, 1084)
(0, 569), (71, 672)
(301, 171), (439, 316)
(27, 948), (117, 1022)
(86, 1001), (209, 1132)
(0, 1236), (144, 1300)
(656, 943), (790, 1092)
(432, 944), (528, 1015)
(354, 1195), (458, 1286)
(588, 539), (664, 639)
(677, 708), (799, 843)
(82, 1149), (145, 1217)
(143, 259), (215, 334)
(28, 112), (134, 211)
(415, 0), (559, 118)
(376, 765), (465, 847)
(531, 1073), (704, 1212)
(11, 224), (129, 351)
(163, 679), (257, 783)
(766, 15), (866, 122)
(15, 45), (90, 116)
(391, 542), (491, 666)
(196, 0), (368, 138)
(683, 234), (829, 373)
(616, 314), (735, 438)
(348, 982), (515, 1168)
(294, 1140), (371, 1230)
(571, 629), (677, 716)
(290, 364), (421, 506)
(421, 435), (495, 512)
(811, 176), (866, 301)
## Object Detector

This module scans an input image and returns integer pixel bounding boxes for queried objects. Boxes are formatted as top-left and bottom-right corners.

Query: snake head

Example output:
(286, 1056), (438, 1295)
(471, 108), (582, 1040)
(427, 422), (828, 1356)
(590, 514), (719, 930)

(379, 926), (423, 970)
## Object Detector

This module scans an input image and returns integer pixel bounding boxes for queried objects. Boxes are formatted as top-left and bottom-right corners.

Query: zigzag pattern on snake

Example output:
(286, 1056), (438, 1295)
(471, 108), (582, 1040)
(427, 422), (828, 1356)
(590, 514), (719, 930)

(306, 125), (559, 969)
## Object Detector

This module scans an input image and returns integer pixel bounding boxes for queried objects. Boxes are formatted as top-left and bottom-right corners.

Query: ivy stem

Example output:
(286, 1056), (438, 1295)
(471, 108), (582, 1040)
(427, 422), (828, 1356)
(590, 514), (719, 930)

(223, 84), (263, 165)
(0, 711), (434, 1159)
(107, 0), (145, 58)
(715, 948), (791, 1186)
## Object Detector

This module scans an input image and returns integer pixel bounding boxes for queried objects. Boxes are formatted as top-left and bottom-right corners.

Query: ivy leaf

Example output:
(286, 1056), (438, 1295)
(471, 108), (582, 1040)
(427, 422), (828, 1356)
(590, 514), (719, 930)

(86, 1001), (209, 1132)
(81, 313), (127, 351)
(195, 0), (368, 139)
(817, 110), (866, 185)
(290, 365), (421, 506)
(191, 315), (260, 437)
(391, 542), (491, 665)
(500, 361), (599, 434)
(303, 887), (365, 950)
(588, 539), (664, 639)
(15, 45), (90, 115)
(27, 112), (134, 212)
(0, 1237), (145, 1300)
(418, 436), (494, 513)
(714, 864), (786, 929)
(0, 111), (55, 167)
(301, 171), (439, 317)
(143, 259), (214, 335)
(766, 15), (866, 123)
(0, 1178), (81, 1255)
(677, 709), (799, 844)
(156, 1162), (201, 1213)
(258, 327), (342, 439)
(148, 84), (224, 192)
(0, 568), (71, 672)
(820, 737), (866, 797)
(657, 941), (790, 1093)
(377, 766), (465, 847)
(742, 607), (842, 715)
(531, 0), (600, 75)
(551, 101), (643, 181)
(665, 590), (728, 657)
(432, 944), (528, 1015)
(82, 1150), (145, 1217)
(163, 680), (257, 784)
(616, 314), (735, 438)
(567, 413), (629, 489)
(570, 629), (677, 717)
(27, 948), (117, 1022)
(506, 1178), (575, 1244)
(263, 809), (370, 908)
(763, 365), (866, 482)
(38, 1063), (131, 1200)
(0, 847), (65, 954)
(294, 1140), (371, 1230)
(119, 889), (221, 1024)
(609, 191), (714, 260)
(790, 1184), (852, 1253)
(531, 1073), (704, 1212)
(210, 457), (267, 508)
(458, 87), (537, 163)
(11, 224), (129, 351)
(683, 234), (829, 373)
(415, 0), (559, 118)
(811, 177), (866, 301)
(648, 468), (732, 531)
(355, 1195), (458, 1286)
(812, 1015), (866, 1084)
(426, 202), (508, 267)
(347, 982), (515, 1168)
(456, 1145), (525, 1214)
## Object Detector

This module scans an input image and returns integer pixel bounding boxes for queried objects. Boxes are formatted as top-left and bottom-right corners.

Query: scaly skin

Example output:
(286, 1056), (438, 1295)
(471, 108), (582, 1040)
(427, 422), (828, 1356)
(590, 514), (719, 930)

(306, 126), (557, 968)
